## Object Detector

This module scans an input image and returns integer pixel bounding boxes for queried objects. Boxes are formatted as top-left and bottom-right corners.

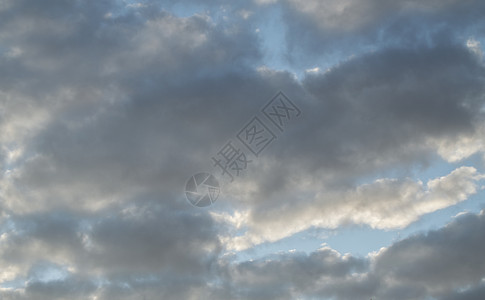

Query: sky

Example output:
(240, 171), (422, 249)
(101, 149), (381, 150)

(1, 0), (485, 299)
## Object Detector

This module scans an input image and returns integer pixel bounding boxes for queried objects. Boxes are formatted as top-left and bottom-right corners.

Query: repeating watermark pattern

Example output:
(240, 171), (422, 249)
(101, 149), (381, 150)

(262, 92), (301, 131)
(184, 91), (301, 207)
(211, 141), (253, 182)
(237, 116), (276, 157)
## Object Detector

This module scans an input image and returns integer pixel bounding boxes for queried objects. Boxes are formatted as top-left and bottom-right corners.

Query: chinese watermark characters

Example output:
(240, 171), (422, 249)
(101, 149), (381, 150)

(184, 91), (301, 207)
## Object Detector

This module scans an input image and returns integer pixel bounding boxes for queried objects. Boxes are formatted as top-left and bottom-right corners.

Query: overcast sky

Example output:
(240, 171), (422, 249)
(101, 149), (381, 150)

(1, 0), (485, 299)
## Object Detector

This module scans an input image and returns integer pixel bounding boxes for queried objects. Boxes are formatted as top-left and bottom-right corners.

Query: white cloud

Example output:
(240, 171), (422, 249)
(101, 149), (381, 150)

(467, 37), (483, 61)
(305, 66), (320, 74)
(225, 166), (484, 251)
(432, 122), (485, 163)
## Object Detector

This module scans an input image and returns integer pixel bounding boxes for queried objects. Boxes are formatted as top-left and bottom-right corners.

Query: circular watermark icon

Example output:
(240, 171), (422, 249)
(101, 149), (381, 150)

(185, 172), (220, 207)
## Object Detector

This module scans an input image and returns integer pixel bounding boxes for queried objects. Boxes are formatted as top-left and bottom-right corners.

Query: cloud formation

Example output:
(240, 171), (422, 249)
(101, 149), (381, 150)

(1, 0), (485, 299)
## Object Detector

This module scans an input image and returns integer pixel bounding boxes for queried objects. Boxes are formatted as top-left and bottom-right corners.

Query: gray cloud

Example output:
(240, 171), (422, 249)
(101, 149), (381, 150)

(373, 211), (485, 299)
(1, 0), (485, 299)
(218, 42), (485, 248)
(276, 0), (485, 69)
(441, 284), (485, 300)
(218, 211), (485, 300)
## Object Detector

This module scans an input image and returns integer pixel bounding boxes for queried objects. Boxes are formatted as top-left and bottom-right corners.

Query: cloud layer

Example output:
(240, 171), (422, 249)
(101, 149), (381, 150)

(1, 0), (485, 299)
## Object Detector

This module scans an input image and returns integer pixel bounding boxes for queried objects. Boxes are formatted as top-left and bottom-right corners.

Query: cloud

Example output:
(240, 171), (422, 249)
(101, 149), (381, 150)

(218, 41), (485, 250)
(0, 0), (271, 214)
(283, 0), (472, 33)
(276, 0), (485, 69)
(224, 166), (484, 250)
(441, 284), (485, 300)
(219, 211), (485, 299)
(373, 210), (485, 299)
(1, 0), (485, 299)
(4, 210), (485, 299)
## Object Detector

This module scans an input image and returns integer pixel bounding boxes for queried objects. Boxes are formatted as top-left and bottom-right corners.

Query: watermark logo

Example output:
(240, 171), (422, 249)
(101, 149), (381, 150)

(185, 172), (220, 207)
(184, 91), (301, 207)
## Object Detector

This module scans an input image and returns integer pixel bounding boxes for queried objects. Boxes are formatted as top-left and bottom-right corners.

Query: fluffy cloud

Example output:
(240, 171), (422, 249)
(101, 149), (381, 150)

(3, 210), (485, 299)
(373, 211), (485, 299)
(219, 41), (485, 249)
(1, 0), (485, 299)
(224, 166), (484, 250)
(216, 211), (485, 300)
